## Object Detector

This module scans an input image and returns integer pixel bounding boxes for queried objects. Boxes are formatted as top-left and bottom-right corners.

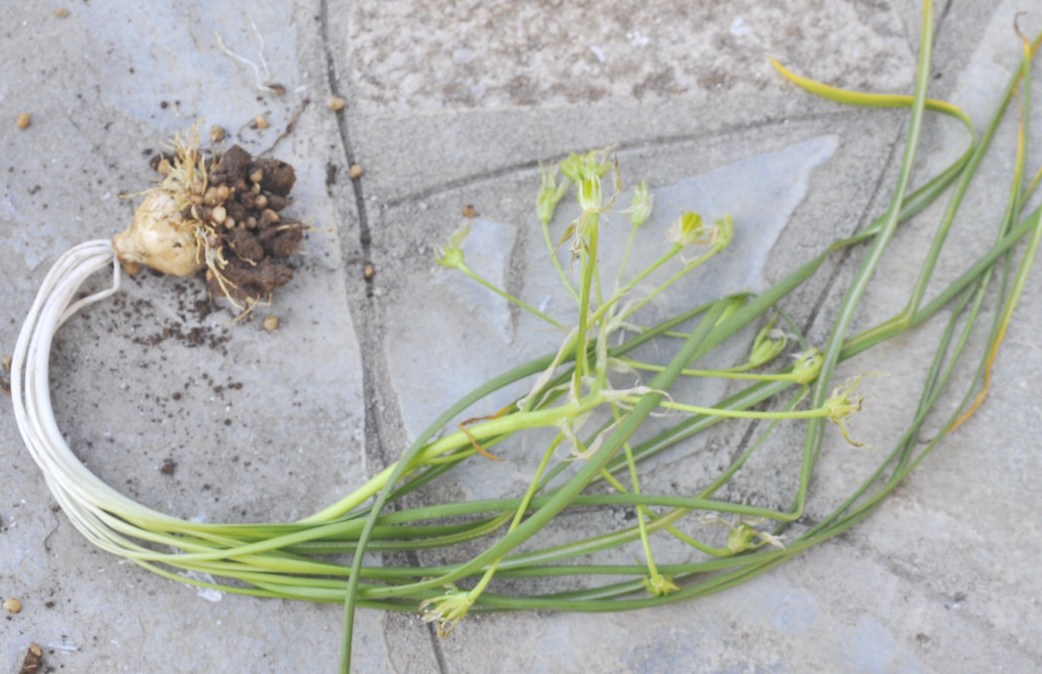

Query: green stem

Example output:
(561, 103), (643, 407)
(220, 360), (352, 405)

(458, 263), (566, 329)
(630, 397), (827, 421)
(541, 206), (580, 303)
(573, 213), (600, 392)
(793, 0), (935, 520)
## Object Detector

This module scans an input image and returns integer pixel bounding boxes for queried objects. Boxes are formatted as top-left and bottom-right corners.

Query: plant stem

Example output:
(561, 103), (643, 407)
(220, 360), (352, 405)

(459, 263), (566, 329)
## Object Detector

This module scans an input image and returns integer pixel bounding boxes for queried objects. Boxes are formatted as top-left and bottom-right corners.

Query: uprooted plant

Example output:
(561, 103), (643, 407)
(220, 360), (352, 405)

(9, 3), (1042, 673)
(114, 127), (305, 310)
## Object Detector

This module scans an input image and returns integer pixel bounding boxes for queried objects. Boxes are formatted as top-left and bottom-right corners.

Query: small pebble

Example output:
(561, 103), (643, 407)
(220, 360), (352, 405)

(363, 263), (375, 280)
(462, 204), (477, 218)
(16, 113), (30, 129)
(260, 208), (280, 226)
(3, 597), (22, 614)
(327, 96), (347, 111)
(262, 315), (279, 332)
(2, 355), (11, 371)
(54, 7), (69, 17)
(211, 205), (227, 225)
(348, 164), (364, 180)
(254, 116), (269, 129)
(210, 125), (226, 143)
(121, 260), (142, 276)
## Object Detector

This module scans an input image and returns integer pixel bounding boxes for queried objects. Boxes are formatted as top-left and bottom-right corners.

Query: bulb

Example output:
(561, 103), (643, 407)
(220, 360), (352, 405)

(113, 190), (205, 277)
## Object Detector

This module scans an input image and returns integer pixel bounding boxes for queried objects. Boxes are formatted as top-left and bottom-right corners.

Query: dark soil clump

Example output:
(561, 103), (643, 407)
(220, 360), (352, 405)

(150, 143), (305, 306)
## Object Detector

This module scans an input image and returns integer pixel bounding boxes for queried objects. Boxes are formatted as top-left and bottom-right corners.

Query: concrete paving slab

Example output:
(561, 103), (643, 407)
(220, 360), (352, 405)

(2, 1), (1041, 673)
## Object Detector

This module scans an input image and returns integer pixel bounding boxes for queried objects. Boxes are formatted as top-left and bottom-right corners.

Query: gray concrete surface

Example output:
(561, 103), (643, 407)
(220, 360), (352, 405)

(2, 1), (1041, 672)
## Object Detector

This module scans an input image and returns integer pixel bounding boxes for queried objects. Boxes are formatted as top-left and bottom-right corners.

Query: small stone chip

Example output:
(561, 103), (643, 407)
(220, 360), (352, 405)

(2, 355), (11, 371)
(363, 263), (375, 280)
(327, 95), (347, 111)
(4, 597), (22, 613)
(255, 115), (269, 129)
(262, 315), (279, 332)
(16, 113), (30, 129)
(54, 7), (69, 17)
(462, 204), (477, 218)
(210, 125), (226, 143)
(120, 259), (142, 276)
(348, 164), (364, 180)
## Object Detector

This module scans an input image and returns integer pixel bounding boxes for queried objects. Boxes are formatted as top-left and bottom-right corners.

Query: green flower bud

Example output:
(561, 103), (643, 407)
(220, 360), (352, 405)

(435, 222), (471, 270)
(726, 522), (785, 554)
(747, 318), (787, 368)
(823, 376), (865, 446)
(559, 152), (585, 183)
(642, 573), (680, 597)
(536, 164), (568, 225)
(559, 149), (611, 183)
(712, 213), (734, 249)
(726, 523), (758, 554)
(577, 176), (603, 212)
(630, 180), (653, 227)
(667, 211), (706, 247)
(791, 348), (823, 385)
(419, 586), (473, 637)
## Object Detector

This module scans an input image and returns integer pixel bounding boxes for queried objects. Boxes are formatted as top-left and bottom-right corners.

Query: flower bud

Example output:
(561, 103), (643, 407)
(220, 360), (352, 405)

(747, 318), (787, 368)
(419, 587), (473, 637)
(435, 222), (471, 270)
(559, 149), (611, 183)
(823, 376), (865, 445)
(536, 165), (568, 225)
(712, 213), (734, 249)
(642, 573), (680, 597)
(577, 176), (603, 212)
(726, 523), (758, 554)
(791, 348), (823, 385)
(726, 523), (784, 554)
(667, 211), (705, 247)
(630, 180), (653, 227)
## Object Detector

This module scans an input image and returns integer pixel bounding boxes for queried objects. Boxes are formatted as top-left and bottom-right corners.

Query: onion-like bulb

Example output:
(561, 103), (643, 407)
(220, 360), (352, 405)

(112, 190), (205, 276)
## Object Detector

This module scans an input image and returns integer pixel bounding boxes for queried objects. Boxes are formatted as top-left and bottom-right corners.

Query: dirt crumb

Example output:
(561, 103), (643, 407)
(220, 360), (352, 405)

(252, 157), (296, 196)
(18, 643), (43, 674)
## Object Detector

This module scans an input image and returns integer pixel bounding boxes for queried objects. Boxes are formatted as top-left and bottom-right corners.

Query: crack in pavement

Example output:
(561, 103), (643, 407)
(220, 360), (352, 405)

(381, 110), (862, 209)
(318, 1), (450, 672)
